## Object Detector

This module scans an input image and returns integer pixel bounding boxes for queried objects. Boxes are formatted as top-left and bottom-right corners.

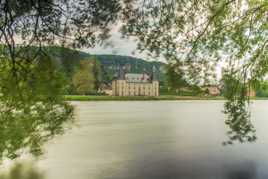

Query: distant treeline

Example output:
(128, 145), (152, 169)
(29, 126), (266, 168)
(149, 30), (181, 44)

(7, 45), (262, 96)
(41, 46), (166, 95)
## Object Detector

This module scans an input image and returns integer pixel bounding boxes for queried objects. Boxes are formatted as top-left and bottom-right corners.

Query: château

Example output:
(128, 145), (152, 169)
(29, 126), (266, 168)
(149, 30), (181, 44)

(112, 67), (159, 97)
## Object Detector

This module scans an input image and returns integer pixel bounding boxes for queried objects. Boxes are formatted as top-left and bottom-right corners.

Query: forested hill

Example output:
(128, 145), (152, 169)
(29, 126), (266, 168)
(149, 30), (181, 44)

(0, 45), (166, 83)
(44, 46), (166, 83)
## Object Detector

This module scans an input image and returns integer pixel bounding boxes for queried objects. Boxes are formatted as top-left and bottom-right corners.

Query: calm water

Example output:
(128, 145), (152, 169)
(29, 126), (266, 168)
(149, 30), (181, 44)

(37, 101), (268, 179)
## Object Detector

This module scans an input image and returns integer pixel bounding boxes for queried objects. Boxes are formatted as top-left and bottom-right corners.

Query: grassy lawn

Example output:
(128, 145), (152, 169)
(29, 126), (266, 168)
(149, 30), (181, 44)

(64, 95), (226, 101)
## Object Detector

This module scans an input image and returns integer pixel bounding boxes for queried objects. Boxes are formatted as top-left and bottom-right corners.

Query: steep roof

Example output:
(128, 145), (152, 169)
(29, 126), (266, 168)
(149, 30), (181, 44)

(125, 73), (151, 83)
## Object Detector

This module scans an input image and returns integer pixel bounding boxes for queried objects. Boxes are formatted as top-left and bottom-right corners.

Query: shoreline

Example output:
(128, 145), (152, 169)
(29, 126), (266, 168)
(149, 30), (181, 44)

(65, 95), (226, 101)
(64, 95), (268, 101)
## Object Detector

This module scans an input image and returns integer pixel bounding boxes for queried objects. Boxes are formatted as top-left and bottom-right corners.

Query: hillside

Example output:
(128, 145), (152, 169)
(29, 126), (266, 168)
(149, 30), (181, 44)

(44, 46), (166, 83)
(0, 45), (166, 84)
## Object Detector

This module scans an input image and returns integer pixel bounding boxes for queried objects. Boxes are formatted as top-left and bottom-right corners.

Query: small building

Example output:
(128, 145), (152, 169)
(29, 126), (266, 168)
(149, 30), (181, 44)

(99, 84), (113, 96)
(246, 87), (256, 97)
(203, 85), (221, 96)
(112, 67), (159, 96)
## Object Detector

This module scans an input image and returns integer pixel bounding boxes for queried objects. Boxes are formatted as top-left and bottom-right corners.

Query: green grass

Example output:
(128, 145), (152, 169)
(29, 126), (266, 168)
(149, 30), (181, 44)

(64, 95), (225, 101)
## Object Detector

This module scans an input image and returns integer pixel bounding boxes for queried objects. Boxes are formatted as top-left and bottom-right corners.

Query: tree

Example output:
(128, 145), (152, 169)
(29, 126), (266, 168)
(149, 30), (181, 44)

(256, 81), (268, 97)
(0, 55), (73, 161)
(72, 61), (95, 95)
(165, 63), (188, 93)
(121, 0), (268, 144)
(0, 0), (122, 162)
(92, 58), (102, 92)
(221, 73), (256, 144)
(0, 0), (266, 155)
(0, 0), (122, 60)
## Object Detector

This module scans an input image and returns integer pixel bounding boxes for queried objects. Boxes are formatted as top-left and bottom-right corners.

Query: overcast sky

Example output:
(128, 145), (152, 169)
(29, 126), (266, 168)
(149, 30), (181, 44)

(82, 25), (165, 63)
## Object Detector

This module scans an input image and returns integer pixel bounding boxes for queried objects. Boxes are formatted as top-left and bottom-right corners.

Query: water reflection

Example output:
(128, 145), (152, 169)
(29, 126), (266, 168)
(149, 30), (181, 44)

(0, 160), (258, 179)
(38, 101), (268, 179)
(95, 155), (257, 179)
(227, 163), (256, 179)
(0, 162), (44, 179)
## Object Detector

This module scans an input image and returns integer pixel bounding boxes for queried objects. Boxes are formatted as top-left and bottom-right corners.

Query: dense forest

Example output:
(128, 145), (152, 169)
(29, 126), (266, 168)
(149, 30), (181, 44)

(43, 46), (166, 84)
(1, 44), (166, 95)
(36, 46), (165, 94)
(3, 45), (267, 96)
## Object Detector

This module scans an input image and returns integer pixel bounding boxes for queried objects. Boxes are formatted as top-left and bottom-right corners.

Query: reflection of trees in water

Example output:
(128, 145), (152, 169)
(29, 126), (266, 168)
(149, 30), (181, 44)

(227, 166), (256, 179)
(3, 160), (255, 179)
(223, 98), (256, 145)
(95, 155), (257, 179)
(0, 162), (44, 179)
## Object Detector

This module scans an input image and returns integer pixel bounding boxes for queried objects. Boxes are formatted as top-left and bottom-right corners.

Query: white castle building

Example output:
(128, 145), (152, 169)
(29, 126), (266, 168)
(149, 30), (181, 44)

(112, 67), (159, 96)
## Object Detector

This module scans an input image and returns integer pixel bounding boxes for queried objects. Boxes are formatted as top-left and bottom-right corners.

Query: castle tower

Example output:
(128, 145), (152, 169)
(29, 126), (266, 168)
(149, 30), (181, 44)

(118, 65), (125, 80)
(152, 65), (158, 81)
(152, 65), (159, 96)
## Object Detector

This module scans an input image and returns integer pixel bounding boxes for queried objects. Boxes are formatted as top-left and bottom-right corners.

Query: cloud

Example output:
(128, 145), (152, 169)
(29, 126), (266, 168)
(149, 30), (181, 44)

(82, 24), (165, 62)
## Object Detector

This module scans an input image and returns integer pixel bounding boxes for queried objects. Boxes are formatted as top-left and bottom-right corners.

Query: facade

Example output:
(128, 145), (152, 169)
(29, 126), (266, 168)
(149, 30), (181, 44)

(207, 86), (221, 96)
(246, 88), (256, 97)
(103, 89), (113, 96)
(112, 72), (159, 97)
(99, 84), (113, 96)
(202, 85), (221, 96)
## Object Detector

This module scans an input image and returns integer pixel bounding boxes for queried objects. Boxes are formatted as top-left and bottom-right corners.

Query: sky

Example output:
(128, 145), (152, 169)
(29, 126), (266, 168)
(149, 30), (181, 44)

(80, 24), (225, 80)
(82, 25), (165, 63)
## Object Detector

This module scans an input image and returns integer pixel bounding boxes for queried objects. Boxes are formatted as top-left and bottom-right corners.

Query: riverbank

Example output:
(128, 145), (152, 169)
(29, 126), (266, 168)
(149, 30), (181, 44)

(64, 95), (225, 101)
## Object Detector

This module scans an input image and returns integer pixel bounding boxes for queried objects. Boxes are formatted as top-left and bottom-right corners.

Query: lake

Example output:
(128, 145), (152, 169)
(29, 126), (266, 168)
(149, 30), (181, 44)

(37, 101), (268, 179)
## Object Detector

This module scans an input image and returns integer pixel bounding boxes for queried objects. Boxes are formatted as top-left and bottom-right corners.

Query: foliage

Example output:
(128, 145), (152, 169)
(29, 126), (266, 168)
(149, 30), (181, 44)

(41, 46), (166, 87)
(160, 87), (203, 96)
(64, 95), (223, 101)
(72, 60), (95, 95)
(92, 58), (102, 91)
(121, 0), (268, 144)
(165, 63), (188, 92)
(0, 0), (124, 162)
(0, 55), (73, 162)
(0, 0), (121, 57)
(256, 81), (268, 97)
(222, 74), (256, 144)
(163, 62), (204, 96)
(1, 0), (267, 155)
